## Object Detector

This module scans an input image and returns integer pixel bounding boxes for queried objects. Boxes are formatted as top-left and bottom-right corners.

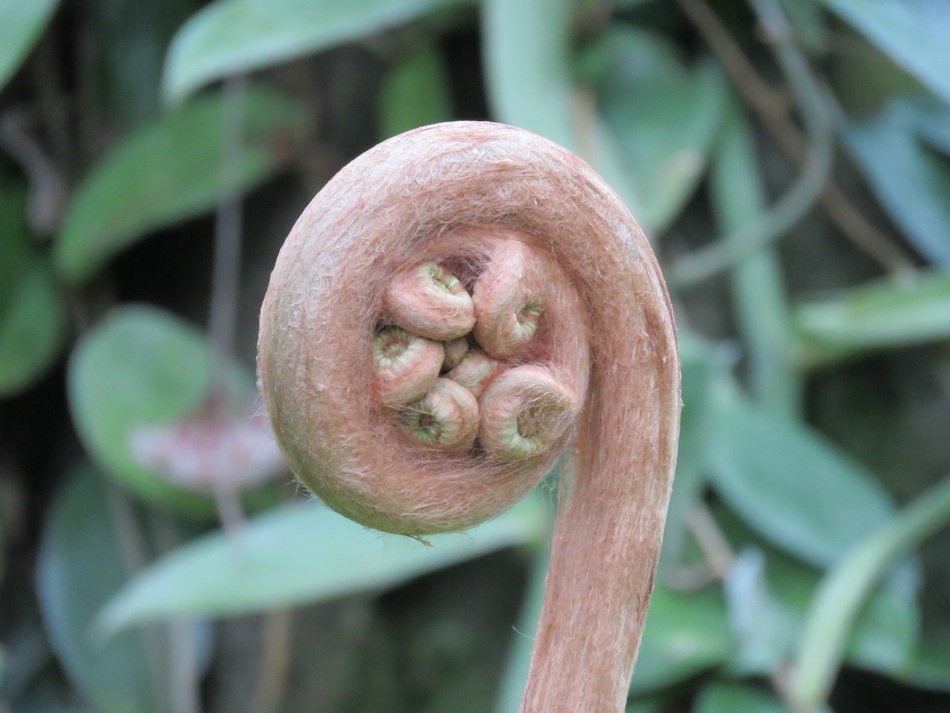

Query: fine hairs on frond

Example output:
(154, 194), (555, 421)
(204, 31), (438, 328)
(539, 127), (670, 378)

(257, 122), (680, 713)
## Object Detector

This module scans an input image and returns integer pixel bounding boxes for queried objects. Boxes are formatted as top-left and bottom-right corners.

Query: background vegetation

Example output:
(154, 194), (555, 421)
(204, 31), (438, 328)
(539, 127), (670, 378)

(2, 0), (950, 711)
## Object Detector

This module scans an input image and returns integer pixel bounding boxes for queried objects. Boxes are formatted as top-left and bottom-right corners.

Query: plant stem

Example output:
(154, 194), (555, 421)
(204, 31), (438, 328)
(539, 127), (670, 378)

(208, 77), (249, 533)
(147, 511), (202, 713)
(209, 77), (247, 369)
(256, 608), (293, 713)
(790, 475), (950, 711)
(712, 104), (801, 416)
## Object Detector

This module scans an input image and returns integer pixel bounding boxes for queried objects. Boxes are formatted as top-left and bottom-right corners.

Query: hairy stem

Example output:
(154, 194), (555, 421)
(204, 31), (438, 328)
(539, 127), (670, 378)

(258, 122), (679, 711)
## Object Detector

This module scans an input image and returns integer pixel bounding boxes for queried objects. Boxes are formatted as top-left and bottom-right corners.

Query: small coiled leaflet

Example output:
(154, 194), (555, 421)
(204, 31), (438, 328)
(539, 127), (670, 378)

(373, 326), (442, 407)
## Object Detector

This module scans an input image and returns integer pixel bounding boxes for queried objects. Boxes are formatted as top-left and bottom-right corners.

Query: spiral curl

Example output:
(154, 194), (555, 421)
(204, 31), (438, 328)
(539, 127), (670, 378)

(258, 122), (680, 713)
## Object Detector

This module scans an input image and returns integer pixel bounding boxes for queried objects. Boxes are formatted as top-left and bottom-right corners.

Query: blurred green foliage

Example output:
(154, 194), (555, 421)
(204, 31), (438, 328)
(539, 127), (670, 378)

(1, 1), (950, 712)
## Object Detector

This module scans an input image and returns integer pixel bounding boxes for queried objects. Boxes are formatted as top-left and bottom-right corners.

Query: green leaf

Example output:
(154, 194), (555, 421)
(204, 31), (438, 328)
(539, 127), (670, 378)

(54, 87), (303, 283)
(481, 0), (575, 150)
(713, 104), (798, 415)
(0, 188), (65, 396)
(720, 542), (918, 677)
(723, 549), (796, 674)
(630, 585), (734, 694)
(815, 0), (950, 104)
(378, 43), (452, 139)
(708, 382), (895, 567)
(163, 0), (472, 105)
(693, 682), (789, 713)
(97, 495), (546, 635)
(480, 2), (654, 220)
(582, 28), (726, 232)
(37, 466), (156, 713)
(67, 305), (218, 516)
(790, 475), (950, 710)
(843, 102), (950, 265)
(846, 571), (919, 672)
(0, 0), (59, 89)
(794, 270), (950, 366)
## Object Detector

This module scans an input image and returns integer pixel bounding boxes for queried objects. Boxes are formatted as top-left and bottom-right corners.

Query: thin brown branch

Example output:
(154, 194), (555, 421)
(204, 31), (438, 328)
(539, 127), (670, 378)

(0, 109), (66, 236)
(209, 76), (247, 367)
(677, 0), (916, 275)
(686, 504), (735, 578)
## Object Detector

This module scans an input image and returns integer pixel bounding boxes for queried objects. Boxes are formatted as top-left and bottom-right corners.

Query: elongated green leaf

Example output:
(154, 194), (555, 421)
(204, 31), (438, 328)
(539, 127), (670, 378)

(846, 571), (919, 673)
(816, 0), (950, 104)
(582, 28), (726, 232)
(720, 543), (918, 677)
(795, 271), (950, 366)
(97, 495), (546, 635)
(54, 88), (302, 283)
(37, 467), (156, 713)
(68, 306), (216, 516)
(630, 585), (734, 693)
(481, 0), (575, 150)
(480, 2), (652, 217)
(0, 0), (59, 89)
(708, 382), (895, 567)
(378, 43), (452, 139)
(163, 0), (472, 104)
(713, 105), (798, 415)
(790, 476), (950, 710)
(693, 683), (789, 713)
(843, 102), (950, 265)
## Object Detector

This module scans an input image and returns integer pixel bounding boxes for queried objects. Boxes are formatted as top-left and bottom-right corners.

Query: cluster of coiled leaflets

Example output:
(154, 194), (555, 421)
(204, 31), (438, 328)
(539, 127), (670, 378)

(374, 242), (576, 462)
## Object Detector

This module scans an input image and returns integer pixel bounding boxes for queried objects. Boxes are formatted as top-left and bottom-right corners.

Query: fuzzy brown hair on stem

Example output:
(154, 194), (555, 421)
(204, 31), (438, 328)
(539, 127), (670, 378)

(257, 121), (681, 713)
